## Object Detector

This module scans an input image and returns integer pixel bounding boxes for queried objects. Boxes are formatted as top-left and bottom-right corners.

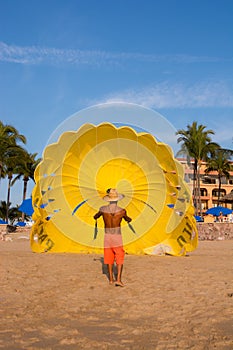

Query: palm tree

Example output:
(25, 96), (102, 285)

(176, 121), (219, 215)
(0, 121), (26, 190)
(4, 146), (27, 223)
(0, 200), (22, 224)
(205, 149), (232, 206)
(0, 121), (27, 222)
(12, 152), (41, 220)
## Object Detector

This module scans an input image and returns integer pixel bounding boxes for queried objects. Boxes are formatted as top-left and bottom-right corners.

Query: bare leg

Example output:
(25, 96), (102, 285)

(108, 264), (114, 284)
(115, 264), (124, 286)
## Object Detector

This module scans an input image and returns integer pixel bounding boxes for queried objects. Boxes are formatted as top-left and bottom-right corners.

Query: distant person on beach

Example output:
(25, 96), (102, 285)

(219, 212), (223, 222)
(228, 213), (233, 223)
(93, 188), (132, 287)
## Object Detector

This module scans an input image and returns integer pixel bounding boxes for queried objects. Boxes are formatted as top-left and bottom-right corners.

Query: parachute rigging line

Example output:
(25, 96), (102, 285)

(125, 195), (157, 214)
(72, 199), (89, 215)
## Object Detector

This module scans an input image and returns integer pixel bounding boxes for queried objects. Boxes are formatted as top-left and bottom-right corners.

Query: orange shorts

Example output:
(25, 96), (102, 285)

(104, 234), (125, 265)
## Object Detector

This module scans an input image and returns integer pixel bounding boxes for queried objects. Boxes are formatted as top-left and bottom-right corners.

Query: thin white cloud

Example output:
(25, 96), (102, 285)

(97, 81), (233, 108)
(0, 41), (231, 66)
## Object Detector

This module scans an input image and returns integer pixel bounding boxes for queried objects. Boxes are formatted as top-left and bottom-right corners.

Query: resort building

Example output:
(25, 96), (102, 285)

(177, 158), (233, 211)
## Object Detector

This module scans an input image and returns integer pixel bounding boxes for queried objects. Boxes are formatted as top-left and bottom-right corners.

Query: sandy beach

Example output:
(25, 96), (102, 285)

(1, 232), (233, 349)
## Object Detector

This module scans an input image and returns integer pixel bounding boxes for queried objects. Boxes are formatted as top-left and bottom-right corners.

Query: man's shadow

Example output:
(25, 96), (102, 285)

(94, 257), (117, 282)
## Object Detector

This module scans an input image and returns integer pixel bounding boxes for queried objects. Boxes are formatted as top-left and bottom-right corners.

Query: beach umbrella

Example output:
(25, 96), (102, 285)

(205, 206), (232, 216)
(15, 222), (27, 227)
(18, 198), (34, 216)
(194, 215), (203, 222)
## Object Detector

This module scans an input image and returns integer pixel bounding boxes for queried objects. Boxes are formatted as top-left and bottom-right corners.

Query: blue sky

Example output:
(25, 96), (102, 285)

(0, 0), (233, 205)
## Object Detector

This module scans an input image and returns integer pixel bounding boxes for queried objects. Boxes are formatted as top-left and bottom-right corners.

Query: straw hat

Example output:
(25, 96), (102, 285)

(103, 188), (124, 202)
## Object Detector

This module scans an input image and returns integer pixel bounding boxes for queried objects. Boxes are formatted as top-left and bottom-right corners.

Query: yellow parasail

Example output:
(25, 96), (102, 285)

(31, 122), (198, 256)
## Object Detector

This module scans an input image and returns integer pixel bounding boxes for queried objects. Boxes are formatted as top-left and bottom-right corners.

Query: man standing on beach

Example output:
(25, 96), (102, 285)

(93, 188), (132, 287)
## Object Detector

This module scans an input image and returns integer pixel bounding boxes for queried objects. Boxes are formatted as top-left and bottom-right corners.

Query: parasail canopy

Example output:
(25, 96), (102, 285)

(31, 122), (198, 256)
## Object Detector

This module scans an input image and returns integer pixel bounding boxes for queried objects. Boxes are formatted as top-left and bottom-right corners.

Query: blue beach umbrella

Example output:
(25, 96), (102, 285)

(15, 222), (26, 227)
(205, 206), (232, 216)
(18, 198), (34, 216)
(194, 215), (203, 222)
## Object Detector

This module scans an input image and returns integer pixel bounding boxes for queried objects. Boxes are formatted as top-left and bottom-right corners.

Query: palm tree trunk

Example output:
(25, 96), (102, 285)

(197, 163), (202, 216)
(217, 175), (221, 206)
(193, 161), (198, 215)
(0, 164), (2, 190)
(193, 171), (197, 215)
(6, 175), (12, 223)
(21, 178), (28, 221)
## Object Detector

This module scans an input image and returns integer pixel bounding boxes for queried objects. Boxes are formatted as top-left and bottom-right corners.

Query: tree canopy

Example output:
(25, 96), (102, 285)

(176, 121), (220, 215)
(0, 120), (40, 223)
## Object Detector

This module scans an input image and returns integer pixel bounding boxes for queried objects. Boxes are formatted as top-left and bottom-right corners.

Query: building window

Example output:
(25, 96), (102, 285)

(212, 189), (226, 197)
(201, 201), (208, 210)
(200, 188), (207, 196)
(202, 176), (211, 184)
(202, 176), (216, 184)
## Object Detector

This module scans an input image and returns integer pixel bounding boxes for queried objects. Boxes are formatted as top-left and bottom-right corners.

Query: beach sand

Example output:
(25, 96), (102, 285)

(1, 233), (233, 349)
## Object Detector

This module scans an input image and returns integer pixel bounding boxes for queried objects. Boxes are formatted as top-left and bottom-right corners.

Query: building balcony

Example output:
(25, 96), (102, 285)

(200, 195), (210, 200)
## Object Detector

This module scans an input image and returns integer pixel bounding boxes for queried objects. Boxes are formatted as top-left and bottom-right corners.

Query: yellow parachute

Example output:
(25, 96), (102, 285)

(31, 122), (198, 256)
